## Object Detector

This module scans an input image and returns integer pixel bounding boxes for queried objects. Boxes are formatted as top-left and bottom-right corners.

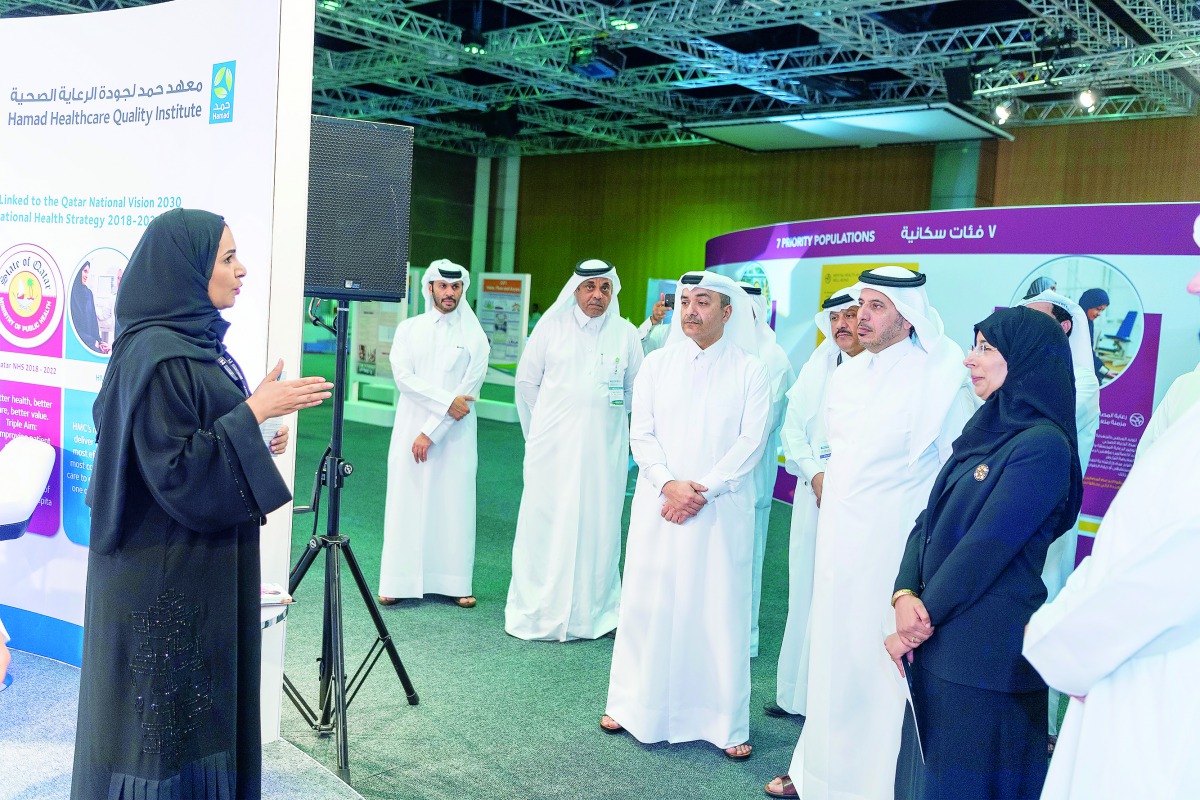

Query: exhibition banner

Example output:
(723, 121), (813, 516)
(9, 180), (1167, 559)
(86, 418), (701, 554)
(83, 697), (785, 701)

(707, 204), (1200, 526)
(478, 273), (529, 369)
(0, 0), (286, 664)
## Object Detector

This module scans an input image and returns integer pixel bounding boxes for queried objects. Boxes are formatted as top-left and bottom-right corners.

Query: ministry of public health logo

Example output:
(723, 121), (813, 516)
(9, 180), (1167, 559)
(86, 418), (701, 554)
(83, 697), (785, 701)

(0, 244), (64, 348)
(210, 60), (236, 124)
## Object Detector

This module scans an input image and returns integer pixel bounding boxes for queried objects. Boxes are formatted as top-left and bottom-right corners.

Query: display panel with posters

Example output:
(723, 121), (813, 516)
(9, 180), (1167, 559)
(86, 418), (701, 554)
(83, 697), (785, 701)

(706, 203), (1200, 553)
(0, 0), (305, 673)
(477, 273), (530, 370)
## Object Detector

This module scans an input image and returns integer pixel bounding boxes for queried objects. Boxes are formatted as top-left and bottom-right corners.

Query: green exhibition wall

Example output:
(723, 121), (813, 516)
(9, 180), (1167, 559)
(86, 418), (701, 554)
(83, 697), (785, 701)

(993, 114), (1200, 207)
(410, 145), (476, 270)
(514, 142), (937, 320)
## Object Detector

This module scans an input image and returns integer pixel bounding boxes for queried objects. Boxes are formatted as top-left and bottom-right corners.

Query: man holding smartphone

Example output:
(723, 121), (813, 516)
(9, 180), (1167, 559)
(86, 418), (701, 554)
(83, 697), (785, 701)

(637, 292), (672, 354)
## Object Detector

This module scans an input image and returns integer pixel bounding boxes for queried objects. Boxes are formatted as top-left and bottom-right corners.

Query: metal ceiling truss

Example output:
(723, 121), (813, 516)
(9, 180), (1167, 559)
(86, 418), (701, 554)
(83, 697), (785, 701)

(3, 0), (1199, 155)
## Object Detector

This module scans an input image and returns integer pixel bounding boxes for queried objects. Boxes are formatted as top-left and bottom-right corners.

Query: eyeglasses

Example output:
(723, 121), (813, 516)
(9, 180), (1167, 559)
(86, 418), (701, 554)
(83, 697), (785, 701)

(966, 342), (998, 356)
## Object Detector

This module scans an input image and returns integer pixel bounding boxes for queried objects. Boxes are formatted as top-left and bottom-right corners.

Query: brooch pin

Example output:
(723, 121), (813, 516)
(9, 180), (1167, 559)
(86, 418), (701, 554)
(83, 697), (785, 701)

(974, 464), (990, 481)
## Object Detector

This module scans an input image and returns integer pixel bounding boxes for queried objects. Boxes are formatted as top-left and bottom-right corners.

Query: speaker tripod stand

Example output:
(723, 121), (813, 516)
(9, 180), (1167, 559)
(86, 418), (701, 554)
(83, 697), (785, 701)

(282, 300), (418, 785)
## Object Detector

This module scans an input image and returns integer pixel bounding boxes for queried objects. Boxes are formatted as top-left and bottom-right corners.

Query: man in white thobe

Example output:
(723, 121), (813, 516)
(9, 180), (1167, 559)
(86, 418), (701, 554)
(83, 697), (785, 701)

(740, 282), (796, 658)
(1023, 269), (1200, 800)
(602, 271), (770, 759)
(378, 260), (490, 607)
(766, 290), (863, 719)
(506, 259), (643, 641)
(769, 266), (977, 799)
(1021, 289), (1103, 736)
(637, 292), (671, 355)
(1134, 359), (1200, 459)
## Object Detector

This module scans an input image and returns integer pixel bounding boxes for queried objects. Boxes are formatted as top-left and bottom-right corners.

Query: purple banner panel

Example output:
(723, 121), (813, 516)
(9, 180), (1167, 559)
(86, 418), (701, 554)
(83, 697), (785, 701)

(706, 204), (1200, 266)
(1081, 313), (1161, 518)
(773, 466), (797, 504)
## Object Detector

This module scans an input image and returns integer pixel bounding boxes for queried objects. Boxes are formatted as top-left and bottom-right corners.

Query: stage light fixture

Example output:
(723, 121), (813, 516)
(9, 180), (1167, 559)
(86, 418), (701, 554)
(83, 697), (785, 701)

(610, 18), (639, 31)
(1078, 88), (1098, 112)
(568, 42), (625, 80)
(319, 0), (340, 8)
(994, 101), (1012, 125)
(461, 28), (488, 56)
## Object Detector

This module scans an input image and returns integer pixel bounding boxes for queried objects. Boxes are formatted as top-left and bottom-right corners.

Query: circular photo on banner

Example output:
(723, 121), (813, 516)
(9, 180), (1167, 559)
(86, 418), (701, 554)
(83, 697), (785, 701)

(0, 243), (64, 349)
(1011, 256), (1144, 388)
(68, 248), (128, 356)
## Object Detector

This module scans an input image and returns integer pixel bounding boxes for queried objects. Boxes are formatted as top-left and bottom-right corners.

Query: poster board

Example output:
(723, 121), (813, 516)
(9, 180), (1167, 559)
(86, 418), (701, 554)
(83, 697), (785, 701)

(706, 204), (1199, 544)
(477, 273), (529, 370)
(0, 0), (314, 741)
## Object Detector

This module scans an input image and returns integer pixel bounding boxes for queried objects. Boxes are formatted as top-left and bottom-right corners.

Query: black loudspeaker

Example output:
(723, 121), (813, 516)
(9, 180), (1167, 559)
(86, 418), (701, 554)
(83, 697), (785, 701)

(942, 66), (975, 105)
(304, 115), (413, 301)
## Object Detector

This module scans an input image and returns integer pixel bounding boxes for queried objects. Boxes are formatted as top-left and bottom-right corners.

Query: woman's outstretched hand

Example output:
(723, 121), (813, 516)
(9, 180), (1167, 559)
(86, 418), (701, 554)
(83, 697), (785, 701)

(246, 360), (334, 423)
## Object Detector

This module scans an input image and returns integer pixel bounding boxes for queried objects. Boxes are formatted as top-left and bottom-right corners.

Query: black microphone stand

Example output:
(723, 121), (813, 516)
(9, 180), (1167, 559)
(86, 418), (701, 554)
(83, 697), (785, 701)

(282, 299), (418, 784)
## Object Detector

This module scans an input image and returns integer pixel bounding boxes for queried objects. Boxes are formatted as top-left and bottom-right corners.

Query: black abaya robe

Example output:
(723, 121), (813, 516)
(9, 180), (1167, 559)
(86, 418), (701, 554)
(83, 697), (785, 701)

(71, 356), (289, 800)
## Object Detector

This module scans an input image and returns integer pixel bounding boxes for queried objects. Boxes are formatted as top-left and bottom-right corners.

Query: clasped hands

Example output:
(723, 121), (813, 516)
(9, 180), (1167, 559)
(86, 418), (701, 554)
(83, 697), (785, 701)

(885, 595), (934, 677)
(661, 480), (708, 524)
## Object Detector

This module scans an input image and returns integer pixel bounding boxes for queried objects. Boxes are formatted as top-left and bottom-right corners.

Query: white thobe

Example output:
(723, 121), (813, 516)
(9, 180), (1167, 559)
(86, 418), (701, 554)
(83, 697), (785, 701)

(774, 343), (846, 714)
(379, 309), (489, 598)
(789, 337), (976, 800)
(605, 336), (771, 749)
(506, 306), (643, 641)
(1024, 402), (1200, 800)
(1043, 357), (1102, 731)
(749, 340), (795, 657)
(637, 316), (671, 355)
(1134, 360), (1200, 460)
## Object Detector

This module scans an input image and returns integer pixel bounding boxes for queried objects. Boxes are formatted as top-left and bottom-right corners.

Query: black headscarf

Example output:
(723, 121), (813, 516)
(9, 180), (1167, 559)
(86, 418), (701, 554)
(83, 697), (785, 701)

(88, 208), (228, 554)
(949, 306), (1083, 536)
(69, 263), (101, 349)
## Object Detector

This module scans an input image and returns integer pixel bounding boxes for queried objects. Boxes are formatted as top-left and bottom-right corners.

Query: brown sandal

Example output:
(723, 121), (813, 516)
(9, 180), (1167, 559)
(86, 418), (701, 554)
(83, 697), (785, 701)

(377, 596), (401, 606)
(724, 742), (753, 761)
(599, 715), (624, 735)
(765, 774), (798, 798)
(455, 596), (477, 608)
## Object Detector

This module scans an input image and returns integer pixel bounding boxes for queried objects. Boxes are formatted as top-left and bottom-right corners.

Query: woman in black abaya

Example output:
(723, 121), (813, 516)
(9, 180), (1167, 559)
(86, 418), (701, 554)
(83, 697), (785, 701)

(71, 209), (332, 800)
(888, 306), (1082, 799)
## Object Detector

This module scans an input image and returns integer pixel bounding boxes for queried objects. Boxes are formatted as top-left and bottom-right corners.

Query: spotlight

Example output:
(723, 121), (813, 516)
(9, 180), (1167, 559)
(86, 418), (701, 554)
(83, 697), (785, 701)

(461, 28), (488, 56)
(568, 42), (625, 80)
(994, 101), (1012, 125)
(609, 18), (639, 31)
(1078, 88), (1098, 112)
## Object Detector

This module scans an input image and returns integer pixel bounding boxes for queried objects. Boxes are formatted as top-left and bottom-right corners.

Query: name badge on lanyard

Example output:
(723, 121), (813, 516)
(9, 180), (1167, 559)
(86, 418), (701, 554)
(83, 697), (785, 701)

(216, 352), (251, 397)
(607, 355), (626, 407)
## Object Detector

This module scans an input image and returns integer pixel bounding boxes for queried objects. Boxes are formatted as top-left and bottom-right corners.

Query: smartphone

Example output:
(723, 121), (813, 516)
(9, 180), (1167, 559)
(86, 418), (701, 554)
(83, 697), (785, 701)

(664, 293), (675, 309)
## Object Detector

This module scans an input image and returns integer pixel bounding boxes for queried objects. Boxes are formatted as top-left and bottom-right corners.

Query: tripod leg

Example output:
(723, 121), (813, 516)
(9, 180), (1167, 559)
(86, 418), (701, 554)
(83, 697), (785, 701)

(288, 535), (324, 596)
(317, 562), (334, 729)
(340, 540), (420, 704)
(325, 542), (352, 783)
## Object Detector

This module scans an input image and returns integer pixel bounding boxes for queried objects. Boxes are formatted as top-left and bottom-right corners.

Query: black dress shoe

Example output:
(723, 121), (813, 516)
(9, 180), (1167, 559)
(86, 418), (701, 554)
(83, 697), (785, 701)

(764, 701), (804, 719)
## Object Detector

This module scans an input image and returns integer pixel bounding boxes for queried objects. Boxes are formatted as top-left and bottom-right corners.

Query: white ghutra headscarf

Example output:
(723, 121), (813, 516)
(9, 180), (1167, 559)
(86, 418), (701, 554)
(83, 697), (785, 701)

(665, 270), (759, 356)
(542, 259), (623, 321)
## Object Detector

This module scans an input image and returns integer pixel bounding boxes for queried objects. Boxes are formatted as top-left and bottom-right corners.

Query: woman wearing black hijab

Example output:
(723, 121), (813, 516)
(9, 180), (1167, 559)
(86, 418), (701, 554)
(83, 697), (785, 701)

(69, 261), (106, 353)
(887, 306), (1082, 799)
(71, 209), (332, 800)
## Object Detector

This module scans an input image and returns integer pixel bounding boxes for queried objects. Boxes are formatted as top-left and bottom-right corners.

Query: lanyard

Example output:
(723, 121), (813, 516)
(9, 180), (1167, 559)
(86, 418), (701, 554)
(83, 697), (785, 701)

(216, 350), (251, 397)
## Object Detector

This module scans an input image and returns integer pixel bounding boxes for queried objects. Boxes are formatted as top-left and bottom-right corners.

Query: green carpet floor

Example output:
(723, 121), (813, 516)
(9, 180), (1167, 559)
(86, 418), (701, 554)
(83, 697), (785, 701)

(281, 354), (800, 799)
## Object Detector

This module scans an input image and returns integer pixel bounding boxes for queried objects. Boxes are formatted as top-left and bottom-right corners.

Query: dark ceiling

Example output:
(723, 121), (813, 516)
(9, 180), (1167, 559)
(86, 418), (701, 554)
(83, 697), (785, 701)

(5, 0), (1200, 155)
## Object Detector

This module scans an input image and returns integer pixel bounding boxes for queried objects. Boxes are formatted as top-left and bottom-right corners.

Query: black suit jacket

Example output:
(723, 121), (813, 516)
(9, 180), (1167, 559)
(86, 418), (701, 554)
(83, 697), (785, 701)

(894, 424), (1072, 693)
